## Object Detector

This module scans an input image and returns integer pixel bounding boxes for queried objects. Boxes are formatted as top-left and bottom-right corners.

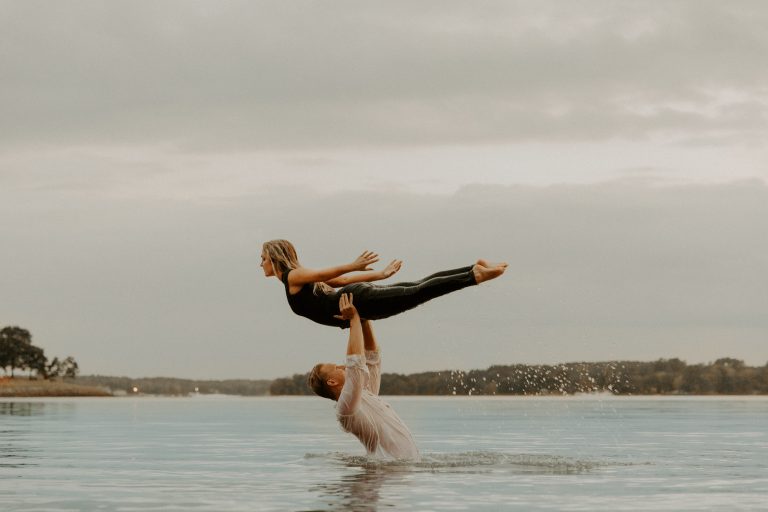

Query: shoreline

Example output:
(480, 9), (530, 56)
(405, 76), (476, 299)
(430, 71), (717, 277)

(2, 392), (768, 401)
(0, 378), (112, 397)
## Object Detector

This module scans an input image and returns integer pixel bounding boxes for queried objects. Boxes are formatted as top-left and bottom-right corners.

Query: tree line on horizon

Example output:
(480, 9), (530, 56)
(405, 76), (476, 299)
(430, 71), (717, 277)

(75, 375), (272, 396)
(4, 324), (766, 397)
(0, 326), (79, 380)
(269, 357), (768, 396)
(74, 357), (768, 397)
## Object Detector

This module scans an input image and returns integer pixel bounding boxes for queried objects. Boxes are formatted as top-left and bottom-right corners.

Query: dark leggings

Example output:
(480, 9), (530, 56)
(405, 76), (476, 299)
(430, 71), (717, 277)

(340, 266), (476, 320)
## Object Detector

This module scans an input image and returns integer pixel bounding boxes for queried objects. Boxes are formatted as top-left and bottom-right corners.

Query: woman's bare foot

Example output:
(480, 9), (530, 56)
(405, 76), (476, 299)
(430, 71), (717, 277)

(476, 259), (508, 270)
(473, 262), (507, 284)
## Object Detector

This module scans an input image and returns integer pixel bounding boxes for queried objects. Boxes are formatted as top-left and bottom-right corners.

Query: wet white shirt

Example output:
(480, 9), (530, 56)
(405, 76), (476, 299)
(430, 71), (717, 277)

(336, 350), (420, 460)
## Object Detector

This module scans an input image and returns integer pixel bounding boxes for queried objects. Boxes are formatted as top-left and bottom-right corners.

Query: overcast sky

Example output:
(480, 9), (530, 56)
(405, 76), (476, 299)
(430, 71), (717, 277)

(2, 1), (767, 379)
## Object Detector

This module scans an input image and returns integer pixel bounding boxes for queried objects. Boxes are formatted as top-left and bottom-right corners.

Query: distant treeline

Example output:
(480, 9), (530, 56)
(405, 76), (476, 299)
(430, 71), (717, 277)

(77, 375), (272, 396)
(270, 358), (768, 396)
(74, 358), (768, 397)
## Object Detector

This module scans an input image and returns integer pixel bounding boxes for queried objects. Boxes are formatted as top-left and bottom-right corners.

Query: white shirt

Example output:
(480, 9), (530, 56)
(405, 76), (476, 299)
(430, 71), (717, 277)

(336, 350), (420, 460)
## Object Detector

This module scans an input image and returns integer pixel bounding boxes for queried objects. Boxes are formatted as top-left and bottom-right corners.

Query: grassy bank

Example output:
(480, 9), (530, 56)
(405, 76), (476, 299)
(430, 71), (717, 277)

(0, 377), (112, 397)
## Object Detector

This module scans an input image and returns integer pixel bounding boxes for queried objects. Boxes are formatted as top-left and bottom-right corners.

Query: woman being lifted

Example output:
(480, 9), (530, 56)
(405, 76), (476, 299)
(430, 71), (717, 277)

(261, 239), (507, 329)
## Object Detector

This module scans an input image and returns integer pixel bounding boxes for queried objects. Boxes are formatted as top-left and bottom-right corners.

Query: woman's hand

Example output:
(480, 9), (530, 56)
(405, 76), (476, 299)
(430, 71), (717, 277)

(323, 257), (402, 288)
(381, 259), (402, 278)
(351, 251), (379, 271)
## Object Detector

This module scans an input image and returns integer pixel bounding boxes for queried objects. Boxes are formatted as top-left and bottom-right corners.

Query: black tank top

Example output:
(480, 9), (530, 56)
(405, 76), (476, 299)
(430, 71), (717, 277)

(282, 269), (348, 328)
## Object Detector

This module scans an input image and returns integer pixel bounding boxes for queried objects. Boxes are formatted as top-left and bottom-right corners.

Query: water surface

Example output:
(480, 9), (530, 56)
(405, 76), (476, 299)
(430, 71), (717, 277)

(1, 396), (767, 511)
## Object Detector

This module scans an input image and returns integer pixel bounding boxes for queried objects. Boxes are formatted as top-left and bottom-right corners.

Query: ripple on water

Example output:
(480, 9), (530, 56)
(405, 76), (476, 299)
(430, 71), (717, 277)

(304, 450), (639, 474)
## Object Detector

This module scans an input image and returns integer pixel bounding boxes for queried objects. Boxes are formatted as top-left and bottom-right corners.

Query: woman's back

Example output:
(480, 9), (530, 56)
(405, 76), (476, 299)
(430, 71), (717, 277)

(281, 269), (348, 328)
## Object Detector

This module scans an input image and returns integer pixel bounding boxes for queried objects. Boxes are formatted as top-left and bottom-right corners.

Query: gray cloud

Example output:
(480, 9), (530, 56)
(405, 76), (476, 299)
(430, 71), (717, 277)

(2, 180), (767, 378)
(2, 2), (766, 379)
(2, 1), (767, 150)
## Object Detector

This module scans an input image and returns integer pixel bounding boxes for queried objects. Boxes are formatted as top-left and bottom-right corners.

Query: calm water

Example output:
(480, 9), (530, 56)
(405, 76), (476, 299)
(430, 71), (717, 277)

(1, 396), (767, 511)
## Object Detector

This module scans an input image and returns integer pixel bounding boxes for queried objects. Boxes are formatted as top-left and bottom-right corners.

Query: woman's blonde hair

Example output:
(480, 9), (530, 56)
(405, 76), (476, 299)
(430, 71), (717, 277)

(307, 363), (336, 400)
(262, 239), (334, 295)
(262, 239), (299, 275)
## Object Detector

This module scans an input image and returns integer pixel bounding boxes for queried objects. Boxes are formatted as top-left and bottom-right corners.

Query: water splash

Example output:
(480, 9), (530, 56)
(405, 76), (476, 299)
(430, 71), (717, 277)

(445, 362), (632, 396)
(305, 451), (609, 474)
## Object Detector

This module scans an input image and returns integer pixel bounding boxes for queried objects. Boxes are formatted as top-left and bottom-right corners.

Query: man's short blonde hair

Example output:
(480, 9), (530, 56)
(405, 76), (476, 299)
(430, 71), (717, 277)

(307, 363), (336, 400)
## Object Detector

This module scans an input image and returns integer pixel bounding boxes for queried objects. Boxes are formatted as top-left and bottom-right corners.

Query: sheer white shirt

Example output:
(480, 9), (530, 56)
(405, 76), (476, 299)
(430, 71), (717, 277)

(336, 349), (420, 460)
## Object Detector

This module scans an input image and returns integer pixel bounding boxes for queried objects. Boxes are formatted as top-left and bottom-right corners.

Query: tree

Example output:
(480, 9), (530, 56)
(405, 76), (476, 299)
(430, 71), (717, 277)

(46, 357), (62, 379)
(45, 356), (80, 379)
(0, 326), (33, 377)
(62, 357), (79, 379)
(0, 326), (78, 379)
(22, 345), (48, 378)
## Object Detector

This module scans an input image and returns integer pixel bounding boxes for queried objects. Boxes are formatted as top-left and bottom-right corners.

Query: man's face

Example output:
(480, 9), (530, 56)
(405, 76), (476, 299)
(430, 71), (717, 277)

(321, 363), (346, 386)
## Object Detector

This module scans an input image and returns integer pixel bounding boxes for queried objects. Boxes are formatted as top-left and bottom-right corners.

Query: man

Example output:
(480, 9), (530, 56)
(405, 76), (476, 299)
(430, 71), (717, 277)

(307, 293), (420, 460)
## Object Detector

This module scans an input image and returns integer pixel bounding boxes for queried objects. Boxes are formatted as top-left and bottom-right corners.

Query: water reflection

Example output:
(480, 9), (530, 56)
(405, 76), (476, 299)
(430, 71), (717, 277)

(0, 402), (47, 417)
(308, 464), (408, 512)
(303, 450), (596, 511)
(0, 450), (37, 468)
(0, 402), (51, 468)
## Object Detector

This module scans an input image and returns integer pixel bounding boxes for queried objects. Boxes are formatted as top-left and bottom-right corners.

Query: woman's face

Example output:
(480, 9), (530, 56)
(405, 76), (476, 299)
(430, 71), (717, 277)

(260, 250), (275, 277)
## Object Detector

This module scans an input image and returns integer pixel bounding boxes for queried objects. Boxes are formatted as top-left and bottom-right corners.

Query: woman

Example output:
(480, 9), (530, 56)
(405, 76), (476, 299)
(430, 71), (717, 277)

(261, 239), (507, 328)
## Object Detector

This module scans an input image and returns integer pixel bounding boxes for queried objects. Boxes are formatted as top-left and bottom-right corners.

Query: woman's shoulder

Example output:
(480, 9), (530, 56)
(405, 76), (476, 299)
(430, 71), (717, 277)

(283, 268), (313, 296)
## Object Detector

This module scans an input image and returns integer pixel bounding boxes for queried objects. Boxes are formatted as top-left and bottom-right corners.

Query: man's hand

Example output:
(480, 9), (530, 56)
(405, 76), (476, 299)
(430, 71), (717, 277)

(334, 293), (359, 320)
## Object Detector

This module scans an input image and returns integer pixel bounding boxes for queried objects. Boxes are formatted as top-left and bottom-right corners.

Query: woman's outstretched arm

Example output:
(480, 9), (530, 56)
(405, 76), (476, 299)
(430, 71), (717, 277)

(325, 259), (402, 288)
(287, 251), (380, 286)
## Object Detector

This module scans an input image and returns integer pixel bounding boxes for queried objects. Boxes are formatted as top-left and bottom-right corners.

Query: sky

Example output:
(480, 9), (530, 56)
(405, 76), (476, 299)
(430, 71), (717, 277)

(1, 1), (767, 379)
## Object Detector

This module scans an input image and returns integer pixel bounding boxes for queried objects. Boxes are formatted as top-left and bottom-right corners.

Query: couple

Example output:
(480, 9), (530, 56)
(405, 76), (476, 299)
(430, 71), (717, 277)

(261, 239), (507, 459)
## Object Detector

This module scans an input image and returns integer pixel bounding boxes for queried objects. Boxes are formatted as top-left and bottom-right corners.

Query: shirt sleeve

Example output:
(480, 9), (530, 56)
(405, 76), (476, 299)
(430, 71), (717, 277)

(365, 349), (381, 395)
(336, 354), (368, 416)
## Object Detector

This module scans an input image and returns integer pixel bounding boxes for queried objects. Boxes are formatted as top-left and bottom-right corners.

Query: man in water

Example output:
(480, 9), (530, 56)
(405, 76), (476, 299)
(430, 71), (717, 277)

(307, 293), (420, 460)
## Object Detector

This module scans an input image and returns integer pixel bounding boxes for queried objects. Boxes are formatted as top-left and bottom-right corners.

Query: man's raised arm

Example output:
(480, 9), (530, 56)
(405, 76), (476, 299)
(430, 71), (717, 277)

(335, 293), (366, 416)
(362, 319), (378, 354)
(362, 319), (381, 395)
(335, 293), (363, 357)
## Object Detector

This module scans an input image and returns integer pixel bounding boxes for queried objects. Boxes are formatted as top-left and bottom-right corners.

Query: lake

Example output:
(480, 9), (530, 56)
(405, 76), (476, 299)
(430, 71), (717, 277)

(1, 396), (767, 511)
